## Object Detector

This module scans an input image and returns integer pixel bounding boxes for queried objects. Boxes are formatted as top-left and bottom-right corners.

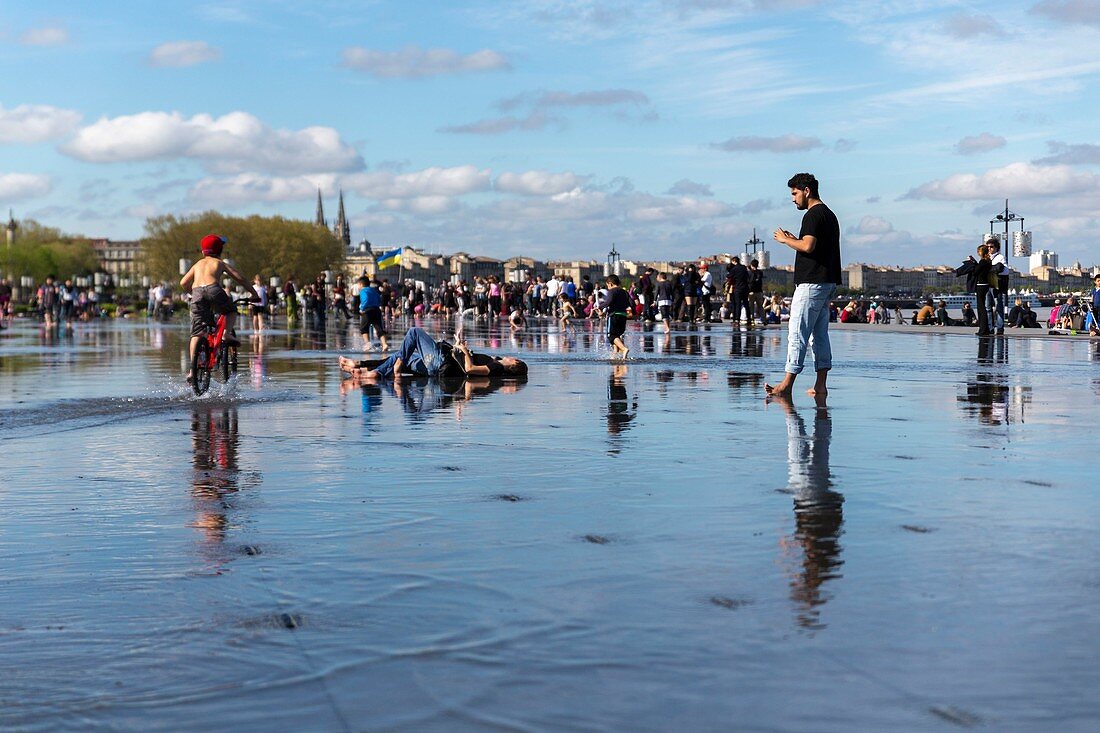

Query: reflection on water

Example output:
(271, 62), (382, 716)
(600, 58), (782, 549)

(729, 331), (764, 358)
(606, 363), (636, 454)
(341, 373), (528, 424)
(958, 337), (1032, 425)
(778, 399), (843, 630)
(189, 404), (246, 571)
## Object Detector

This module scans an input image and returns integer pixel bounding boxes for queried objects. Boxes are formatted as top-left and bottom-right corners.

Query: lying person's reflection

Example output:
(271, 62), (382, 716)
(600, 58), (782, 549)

(958, 337), (1010, 425)
(341, 372), (527, 423)
(189, 404), (242, 569)
(775, 397), (843, 630)
(606, 364), (637, 454)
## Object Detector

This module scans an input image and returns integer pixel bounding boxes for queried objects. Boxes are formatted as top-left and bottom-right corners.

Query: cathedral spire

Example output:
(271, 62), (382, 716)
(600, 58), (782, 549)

(334, 189), (351, 248)
(314, 188), (326, 228)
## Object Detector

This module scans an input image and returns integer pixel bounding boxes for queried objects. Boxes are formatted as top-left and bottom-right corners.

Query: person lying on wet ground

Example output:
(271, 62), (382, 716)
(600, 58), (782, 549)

(338, 327), (527, 382)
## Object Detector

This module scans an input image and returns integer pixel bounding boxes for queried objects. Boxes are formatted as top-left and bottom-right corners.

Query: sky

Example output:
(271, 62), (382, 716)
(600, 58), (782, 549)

(2, 0), (1100, 268)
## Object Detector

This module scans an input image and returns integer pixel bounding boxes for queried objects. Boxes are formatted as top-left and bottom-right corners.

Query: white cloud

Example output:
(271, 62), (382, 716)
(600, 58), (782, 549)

(954, 132), (1006, 155)
(0, 173), (52, 199)
(148, 41), (221, 68)
(188, 173), (335, 206)
(62, 111), (364, 174)
(495, 170), (590, 196)
(851, 215), (894, 235)
(666, 179), (714, 196)
(20, 26), (70, 47)
(904, 162), (1100, 200)
(712, 134), (823, 152)
(443, 88), (655, 134)
(341, 45), (510, 79)
(377, 196), (459, 215)
(0, 104), (82, 144)
(345, 166), (491, 198)
(187, 165), (491, 207)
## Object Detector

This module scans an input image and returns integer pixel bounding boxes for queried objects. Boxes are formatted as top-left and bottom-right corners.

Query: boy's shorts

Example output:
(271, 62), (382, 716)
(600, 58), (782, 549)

(359, 307), (386, 336)
(607, 313), (628, 340)
(190, 284), (233, 336)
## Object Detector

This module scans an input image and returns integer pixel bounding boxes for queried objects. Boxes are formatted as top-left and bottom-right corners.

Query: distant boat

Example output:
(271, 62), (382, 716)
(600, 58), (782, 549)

(929, 292), (1041, 310)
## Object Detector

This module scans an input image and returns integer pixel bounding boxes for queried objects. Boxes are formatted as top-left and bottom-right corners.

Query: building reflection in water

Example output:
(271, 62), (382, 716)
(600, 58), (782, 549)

(189, 404), (247, 571)
(606, 364), (636, 455)
(777, 399), (843, 630)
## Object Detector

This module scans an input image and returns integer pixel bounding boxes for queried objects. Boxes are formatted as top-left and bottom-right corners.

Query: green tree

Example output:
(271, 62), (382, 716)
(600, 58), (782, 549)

(4, 220), (98, 281)
(140, 212), (344, 284)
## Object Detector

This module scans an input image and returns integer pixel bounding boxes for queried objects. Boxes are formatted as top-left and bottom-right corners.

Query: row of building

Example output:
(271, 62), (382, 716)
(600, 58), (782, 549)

(6, 203), (1098, 294)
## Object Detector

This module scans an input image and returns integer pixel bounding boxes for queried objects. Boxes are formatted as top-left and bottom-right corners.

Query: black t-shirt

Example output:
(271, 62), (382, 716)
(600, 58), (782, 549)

(749, 268), (763, 293)
(603, 287), (632, 314)
(469, 352), (505, 376)
(794, 203), (842, 285)
(655, 280), (673, 301)
(728, 264), (749, 291)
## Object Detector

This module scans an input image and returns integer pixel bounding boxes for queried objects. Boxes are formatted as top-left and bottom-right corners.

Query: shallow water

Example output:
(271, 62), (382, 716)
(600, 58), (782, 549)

(2, 316), (1099, 732)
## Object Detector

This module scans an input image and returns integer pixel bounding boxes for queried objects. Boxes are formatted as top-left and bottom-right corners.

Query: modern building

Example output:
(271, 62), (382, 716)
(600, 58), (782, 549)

(1029, 249), (1058, 272)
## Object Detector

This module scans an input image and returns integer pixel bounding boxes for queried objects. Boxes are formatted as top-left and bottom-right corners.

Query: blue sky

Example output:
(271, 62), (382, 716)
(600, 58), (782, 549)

(2, 0), (1100, 267)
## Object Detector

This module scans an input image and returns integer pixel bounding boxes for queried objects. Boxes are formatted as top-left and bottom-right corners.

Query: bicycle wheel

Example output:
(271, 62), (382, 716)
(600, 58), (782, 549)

(219, 343), (231, 382)
(192, 340), (212, 395)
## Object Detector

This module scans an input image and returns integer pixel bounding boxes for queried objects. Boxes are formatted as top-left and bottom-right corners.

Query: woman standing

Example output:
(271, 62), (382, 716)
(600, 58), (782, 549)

(974, 244), (993, 336)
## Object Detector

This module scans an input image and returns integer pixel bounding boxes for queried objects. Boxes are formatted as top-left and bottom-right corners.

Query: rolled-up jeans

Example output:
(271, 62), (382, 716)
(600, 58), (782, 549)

(785, 283), (836, 375)
(373, 327), (445, 378)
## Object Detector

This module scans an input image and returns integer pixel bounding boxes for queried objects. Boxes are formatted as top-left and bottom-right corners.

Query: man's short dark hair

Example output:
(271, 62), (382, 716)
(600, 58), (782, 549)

(787, 172), (819, 198)
(731, 256), (741, 264)
(606, 274), (620, 286)
(751, 259), (759, 267)
(358, 276), (368, 285)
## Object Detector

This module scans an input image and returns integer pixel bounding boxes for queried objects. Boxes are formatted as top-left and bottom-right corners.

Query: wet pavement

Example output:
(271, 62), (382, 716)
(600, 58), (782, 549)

(2, 315), (1099, 732)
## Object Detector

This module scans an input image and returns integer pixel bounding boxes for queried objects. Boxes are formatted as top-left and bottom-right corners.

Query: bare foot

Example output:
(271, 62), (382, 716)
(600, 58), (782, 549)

(806, 386), (827, 397)
(764, 375), (794, 397)
(338, 356), (357, 373)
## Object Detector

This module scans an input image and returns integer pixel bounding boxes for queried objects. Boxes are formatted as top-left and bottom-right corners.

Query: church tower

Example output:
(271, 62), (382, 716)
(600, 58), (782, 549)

(334, 190), (351, 248)
(314, 189), (326, 228)
(6, 209), (15, 247)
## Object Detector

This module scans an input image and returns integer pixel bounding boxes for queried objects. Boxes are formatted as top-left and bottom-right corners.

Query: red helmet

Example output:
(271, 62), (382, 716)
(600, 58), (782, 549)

(200, 234), (226, 256)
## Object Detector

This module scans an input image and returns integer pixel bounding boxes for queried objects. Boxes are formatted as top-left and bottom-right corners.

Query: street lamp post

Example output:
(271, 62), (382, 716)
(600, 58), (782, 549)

(989, 200), (1025, 328)
(605, 244), (621, 279)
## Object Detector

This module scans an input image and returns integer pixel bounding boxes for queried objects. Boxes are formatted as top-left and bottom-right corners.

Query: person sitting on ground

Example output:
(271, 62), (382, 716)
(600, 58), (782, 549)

(180, 234), (260, 382)
(1048, 299), (1062, 329)
(935, 300), (953, 326)
(960, 301), (977, 327)
(914, 299), (935, 325)
(1006, 298), (1026, 328)
(839, 300), (860, 323)
(1055, 296), (1083, 331)
(893, 305), (905, 324)
(1019, 302), (1039, 328)
(339, 327), (527, 381)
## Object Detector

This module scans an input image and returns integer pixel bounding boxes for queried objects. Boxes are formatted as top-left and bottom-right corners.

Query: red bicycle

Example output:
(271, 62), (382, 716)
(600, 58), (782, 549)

(191, 297), (252, 395)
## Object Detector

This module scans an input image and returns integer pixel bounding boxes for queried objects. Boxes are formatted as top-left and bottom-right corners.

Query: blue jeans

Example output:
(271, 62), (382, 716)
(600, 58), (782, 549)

(373, 327), (445, 378)
(985, 288), (1005, 330)
(785, 284), (836, 375)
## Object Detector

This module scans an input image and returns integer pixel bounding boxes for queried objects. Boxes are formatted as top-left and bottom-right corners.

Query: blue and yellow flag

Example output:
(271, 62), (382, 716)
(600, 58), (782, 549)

(376, 247), (402, 269)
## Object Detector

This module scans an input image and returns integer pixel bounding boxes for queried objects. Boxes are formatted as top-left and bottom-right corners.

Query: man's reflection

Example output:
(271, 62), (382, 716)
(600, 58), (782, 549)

(190, 404), (242, 570)
(959, 337), (1010, 425)
(729, 331), (763, 358)
(606, 364), (636, 455)
(775, 397), (843, 630)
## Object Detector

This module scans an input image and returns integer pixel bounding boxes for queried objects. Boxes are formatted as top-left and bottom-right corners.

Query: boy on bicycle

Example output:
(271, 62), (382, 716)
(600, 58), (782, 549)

(180, 234), (260, 381)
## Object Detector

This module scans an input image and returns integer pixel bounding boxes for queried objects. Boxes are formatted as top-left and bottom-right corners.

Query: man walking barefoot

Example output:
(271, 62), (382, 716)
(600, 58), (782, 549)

(765, 173), (842, 399)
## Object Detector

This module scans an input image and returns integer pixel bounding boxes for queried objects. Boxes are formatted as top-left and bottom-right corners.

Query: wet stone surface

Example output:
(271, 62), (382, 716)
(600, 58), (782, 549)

(1, 316), (1099, 732)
